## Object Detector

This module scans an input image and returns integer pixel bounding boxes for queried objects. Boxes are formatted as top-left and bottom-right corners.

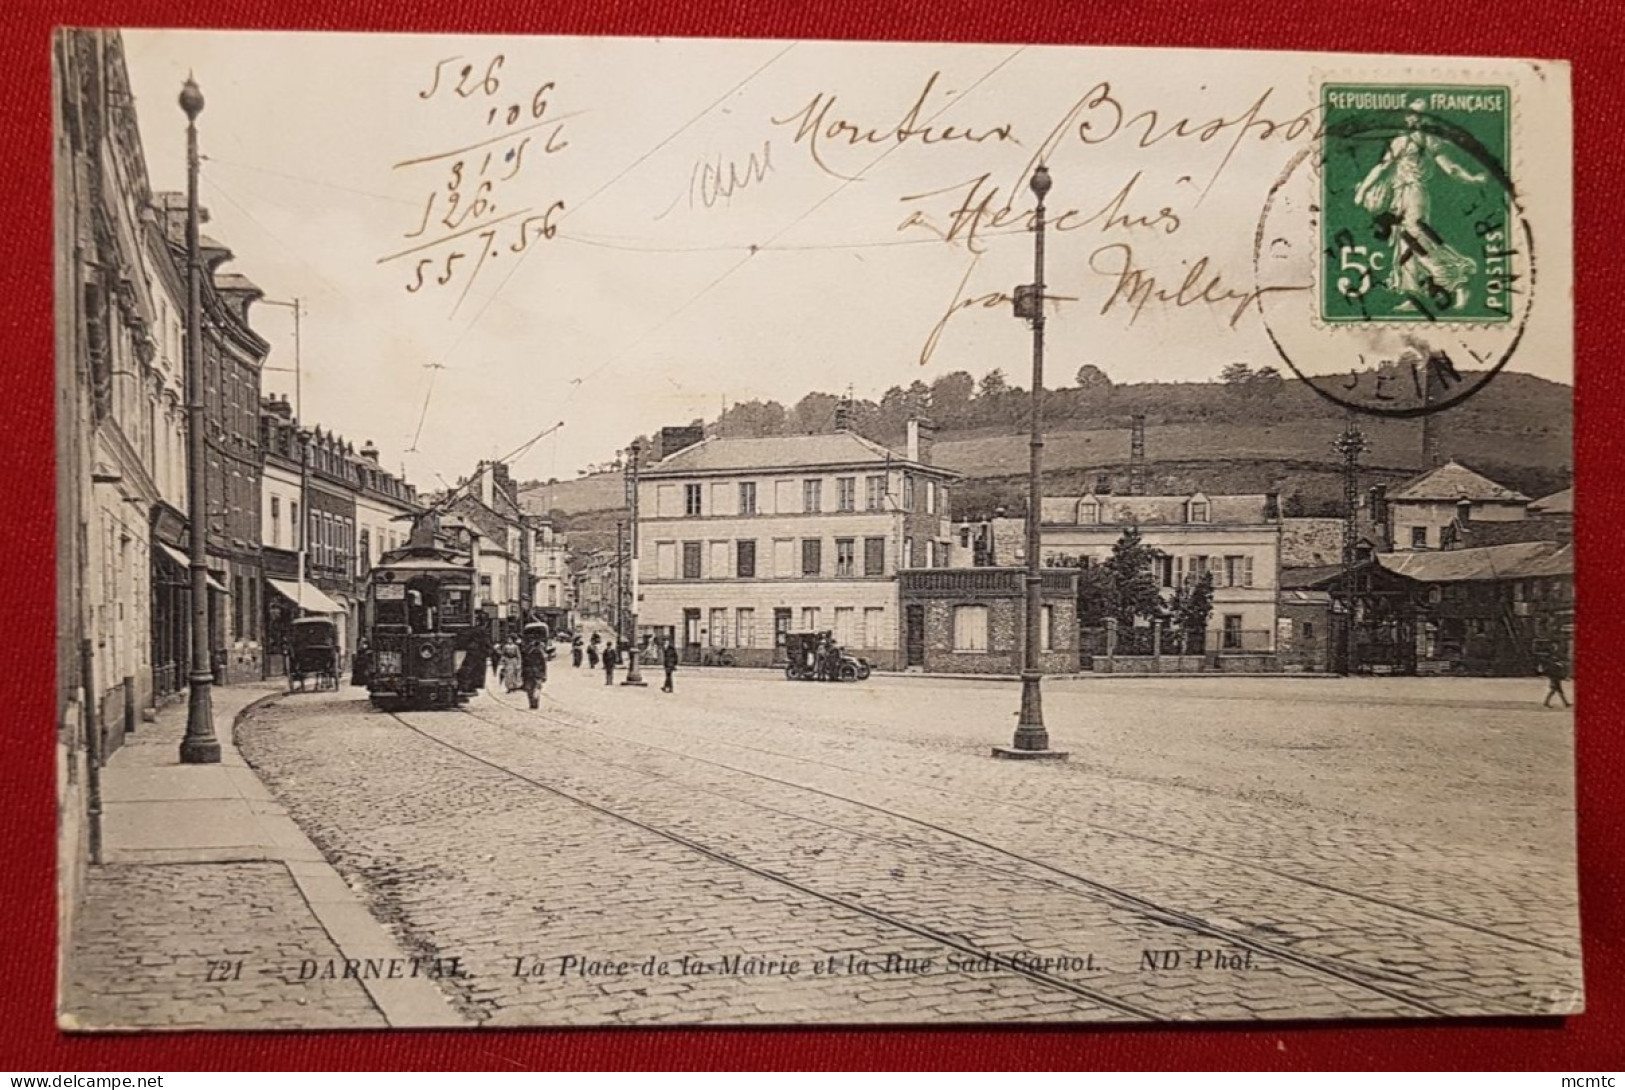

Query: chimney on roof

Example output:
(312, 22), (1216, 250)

(1129, 414), (1147, 496)
(361, 440), (380, 463)
(1456, 495), (1472, 524)
(1265, 491), (1280, 521)
(489, 461), (517, 506)
(1094, 473), (1112, 496)
(906, 418), (936, 465)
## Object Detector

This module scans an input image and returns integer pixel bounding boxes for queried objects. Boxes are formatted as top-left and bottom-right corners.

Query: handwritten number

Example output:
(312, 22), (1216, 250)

(532, 82), (556, 120)
(437, 253), (464, 285)
(404, 192), (435, 239)
(418, 56), (461, 100)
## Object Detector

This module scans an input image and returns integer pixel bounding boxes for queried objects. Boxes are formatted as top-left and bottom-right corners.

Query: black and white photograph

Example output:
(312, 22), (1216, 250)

(53, 29), (1579, 1030)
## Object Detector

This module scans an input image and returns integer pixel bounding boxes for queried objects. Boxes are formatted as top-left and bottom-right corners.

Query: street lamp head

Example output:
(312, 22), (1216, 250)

(179, 74), (204, 120)
(1030, 163), (1053, 202)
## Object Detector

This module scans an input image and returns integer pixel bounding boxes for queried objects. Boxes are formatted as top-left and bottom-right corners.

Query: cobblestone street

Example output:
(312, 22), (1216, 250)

(61, 862), (387, 1031)
(229, 666), (1581, 1027)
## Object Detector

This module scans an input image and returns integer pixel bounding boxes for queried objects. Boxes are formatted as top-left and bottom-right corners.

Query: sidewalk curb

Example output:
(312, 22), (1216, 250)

(230, 690), (470, 1029)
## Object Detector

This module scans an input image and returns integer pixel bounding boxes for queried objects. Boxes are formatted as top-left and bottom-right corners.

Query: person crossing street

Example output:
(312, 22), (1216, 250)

(661, 637), (678, 693)
(1540, 656), (1571, 708)
(602, 638), (619, 685)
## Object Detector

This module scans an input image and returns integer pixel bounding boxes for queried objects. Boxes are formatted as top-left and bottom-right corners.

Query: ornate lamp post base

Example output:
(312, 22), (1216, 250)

(992, 745), (1069, 761)
(994, 675), (1068, 759)
(179, 673), (221, 764)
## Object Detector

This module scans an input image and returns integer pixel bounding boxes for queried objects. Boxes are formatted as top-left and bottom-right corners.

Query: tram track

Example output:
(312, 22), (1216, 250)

(384, 696), (1468, 1018)
(487, 683), (1576, 962)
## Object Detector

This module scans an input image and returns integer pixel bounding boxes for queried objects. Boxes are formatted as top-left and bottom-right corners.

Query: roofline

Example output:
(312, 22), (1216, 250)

(642, 459), (962, 481)
(1039, 522), (1282, 532)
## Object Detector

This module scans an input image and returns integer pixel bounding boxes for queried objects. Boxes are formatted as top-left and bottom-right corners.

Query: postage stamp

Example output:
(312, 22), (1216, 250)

(1319, 84), (1514, 325)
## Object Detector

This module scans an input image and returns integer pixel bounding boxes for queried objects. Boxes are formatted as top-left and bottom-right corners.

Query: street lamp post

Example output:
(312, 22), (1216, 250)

(622, 441), (647, 685)
(178, 75), (219, 765)
(994, 164), (1067, 761)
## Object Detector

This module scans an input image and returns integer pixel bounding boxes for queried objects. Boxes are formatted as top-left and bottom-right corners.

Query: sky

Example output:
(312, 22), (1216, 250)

(120, 32), (1573, 489)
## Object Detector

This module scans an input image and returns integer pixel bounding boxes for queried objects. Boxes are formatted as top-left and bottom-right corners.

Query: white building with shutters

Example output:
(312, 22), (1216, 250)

(635, 423), (958, 669)
(974, 491), (1284, 652)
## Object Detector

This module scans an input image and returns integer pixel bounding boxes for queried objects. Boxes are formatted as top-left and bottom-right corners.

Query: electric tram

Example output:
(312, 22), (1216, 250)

(363, 526), (483, 709)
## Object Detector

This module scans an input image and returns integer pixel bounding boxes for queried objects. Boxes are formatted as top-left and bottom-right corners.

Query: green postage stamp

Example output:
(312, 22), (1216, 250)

(1320, 84), (1514, 323)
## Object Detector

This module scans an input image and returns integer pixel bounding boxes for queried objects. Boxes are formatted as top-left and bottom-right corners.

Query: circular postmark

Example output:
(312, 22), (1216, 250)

(1252, 92), (1534, 419)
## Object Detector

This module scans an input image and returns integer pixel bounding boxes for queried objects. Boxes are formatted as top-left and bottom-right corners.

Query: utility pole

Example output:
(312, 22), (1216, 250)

(178, 75), (218, 764)
(1333, 416), (1370, 676)
(995, 164), (1066, 761)
(614, 519), (625, 639)
(622, 440), (646, 685)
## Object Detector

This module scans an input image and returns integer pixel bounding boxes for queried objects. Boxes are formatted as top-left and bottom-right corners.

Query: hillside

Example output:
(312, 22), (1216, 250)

(520, 370), (1572, 531)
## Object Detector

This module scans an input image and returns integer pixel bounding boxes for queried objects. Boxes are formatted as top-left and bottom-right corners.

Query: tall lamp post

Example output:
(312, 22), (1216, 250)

(178, 75), (219, 764)
(622, 441), (647, 685)
(994, 164), (1067, 761)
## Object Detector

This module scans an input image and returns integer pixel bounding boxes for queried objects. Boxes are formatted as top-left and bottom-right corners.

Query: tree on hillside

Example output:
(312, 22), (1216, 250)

(1254, 364), (1284, 387)
(1073, 363), (1113, 393)
(714, 399), (788, 438)
(788, 391), (841, 434)
(930, 371), (976, 426)
(1221, 362), (1254, 384)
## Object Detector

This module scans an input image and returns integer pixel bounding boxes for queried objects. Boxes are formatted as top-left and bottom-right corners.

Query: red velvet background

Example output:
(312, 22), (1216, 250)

(1, 0), (1619, 1071)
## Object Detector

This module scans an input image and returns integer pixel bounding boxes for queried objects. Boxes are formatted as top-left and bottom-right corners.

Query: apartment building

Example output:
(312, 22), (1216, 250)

(637, 422), (957, 668)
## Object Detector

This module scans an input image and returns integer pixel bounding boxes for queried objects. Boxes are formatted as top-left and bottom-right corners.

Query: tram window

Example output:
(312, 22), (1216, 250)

(406, 583), (439, 633)
(441, 587), (471, 627)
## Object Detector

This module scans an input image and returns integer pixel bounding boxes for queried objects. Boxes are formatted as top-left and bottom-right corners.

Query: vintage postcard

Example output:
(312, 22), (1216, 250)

(54, 30), (1577, 1029)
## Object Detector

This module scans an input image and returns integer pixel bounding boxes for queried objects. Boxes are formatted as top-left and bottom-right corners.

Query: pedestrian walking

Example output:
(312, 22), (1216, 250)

(661, 638), (678, 693)
(587, 633), (601, 670)
(602, 639), (619, 685)
(1540, 656), (1571, 708)
(571, 635), (584, 668)
(521, 624), (549, 710)
(500, 638), (522, 692)
(351, 638), (372, 688)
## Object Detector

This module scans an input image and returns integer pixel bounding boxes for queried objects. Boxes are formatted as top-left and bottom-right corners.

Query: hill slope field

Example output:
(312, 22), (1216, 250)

(520, 372), (1571, 529)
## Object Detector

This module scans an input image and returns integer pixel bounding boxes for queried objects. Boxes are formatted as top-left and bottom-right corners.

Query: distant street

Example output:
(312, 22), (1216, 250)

(233, 667), (1581, 1026)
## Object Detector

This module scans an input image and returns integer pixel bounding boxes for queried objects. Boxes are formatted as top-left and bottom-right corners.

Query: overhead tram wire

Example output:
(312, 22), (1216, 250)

(553, 45), (1029, 404)
(417, 419), (567, 521)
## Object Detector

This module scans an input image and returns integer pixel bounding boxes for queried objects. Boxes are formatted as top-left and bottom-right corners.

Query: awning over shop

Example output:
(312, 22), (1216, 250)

(266, 577), (345, 615)
(156, 542), (227, 592)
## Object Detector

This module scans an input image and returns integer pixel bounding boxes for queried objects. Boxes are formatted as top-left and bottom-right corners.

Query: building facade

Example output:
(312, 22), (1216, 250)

(1385, 460), (1529, 551)
(56, 27), (171, 795)
(962, 492), (1285, 654)
(442, 460), (532, 636)
(636, 424), (958, 668)
(528, 519), (570, 614)
(154, 194), (271, 684)
(897, 567), (1081, 674)
(1312, 541), (1573, 675)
